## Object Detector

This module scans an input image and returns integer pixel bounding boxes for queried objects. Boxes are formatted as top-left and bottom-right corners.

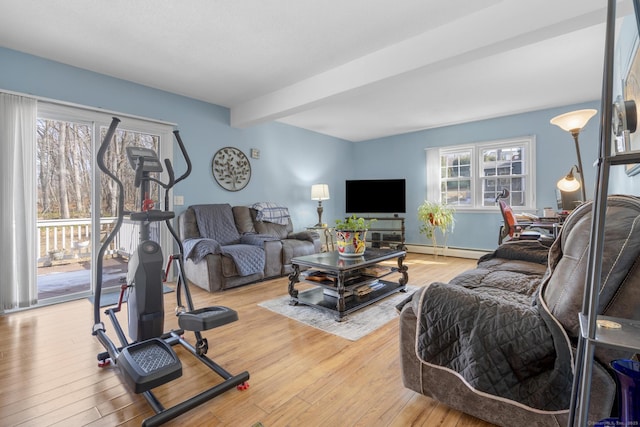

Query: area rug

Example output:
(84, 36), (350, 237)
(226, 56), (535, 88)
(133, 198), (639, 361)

(258, 285), (418, 341)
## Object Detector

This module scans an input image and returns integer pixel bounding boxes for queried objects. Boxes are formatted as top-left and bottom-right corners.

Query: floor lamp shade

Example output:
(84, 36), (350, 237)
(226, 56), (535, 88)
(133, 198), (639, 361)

(550, 109), (597, 132)
(557, 172), (581, 192)
(550, 109), (597, 202)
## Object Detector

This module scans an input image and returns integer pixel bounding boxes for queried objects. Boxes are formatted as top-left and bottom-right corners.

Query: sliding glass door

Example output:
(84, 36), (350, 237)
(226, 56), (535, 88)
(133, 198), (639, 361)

(36, 104), (172, 304)
(36, 117), (96, 300)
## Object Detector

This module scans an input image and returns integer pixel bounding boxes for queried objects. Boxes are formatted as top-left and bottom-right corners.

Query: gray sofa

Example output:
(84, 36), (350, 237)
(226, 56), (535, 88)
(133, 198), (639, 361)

(178, 203), (321, 292)
(399, 195), (640, 426)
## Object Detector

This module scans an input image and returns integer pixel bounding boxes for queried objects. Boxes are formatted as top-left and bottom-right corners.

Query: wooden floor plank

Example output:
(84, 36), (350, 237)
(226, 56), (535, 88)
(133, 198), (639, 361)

(387, 393), (440, 426)
(0, 254), (498, 426)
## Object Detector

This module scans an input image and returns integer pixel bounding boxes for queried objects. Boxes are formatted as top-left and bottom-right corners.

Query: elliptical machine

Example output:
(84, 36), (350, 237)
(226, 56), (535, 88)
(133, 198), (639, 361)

(92, 117), (249, 427)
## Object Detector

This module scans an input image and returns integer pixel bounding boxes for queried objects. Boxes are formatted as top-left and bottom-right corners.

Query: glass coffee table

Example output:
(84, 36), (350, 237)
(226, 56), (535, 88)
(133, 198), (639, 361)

(288, 248), (408, 321)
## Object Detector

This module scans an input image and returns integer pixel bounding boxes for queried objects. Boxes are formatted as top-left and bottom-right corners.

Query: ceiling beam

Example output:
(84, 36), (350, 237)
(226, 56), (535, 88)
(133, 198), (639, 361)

(230, 1), (611, 129)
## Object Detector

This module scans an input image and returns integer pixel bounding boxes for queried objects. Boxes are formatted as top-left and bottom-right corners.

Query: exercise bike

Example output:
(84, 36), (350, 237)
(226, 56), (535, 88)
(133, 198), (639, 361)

(92, 117), (249, 427)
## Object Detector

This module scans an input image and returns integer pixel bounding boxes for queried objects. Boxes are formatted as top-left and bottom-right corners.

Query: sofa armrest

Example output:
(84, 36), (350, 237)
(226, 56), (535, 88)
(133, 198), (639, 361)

(183, 237), (222, 263)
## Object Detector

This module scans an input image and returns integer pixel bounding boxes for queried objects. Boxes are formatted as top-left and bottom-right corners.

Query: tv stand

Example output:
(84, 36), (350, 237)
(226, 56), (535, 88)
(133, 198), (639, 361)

(362, 216), (405, 249)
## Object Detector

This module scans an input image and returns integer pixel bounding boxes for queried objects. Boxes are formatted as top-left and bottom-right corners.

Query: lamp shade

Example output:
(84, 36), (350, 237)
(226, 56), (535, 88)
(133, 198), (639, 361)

(557, 174), (581, 193)
(311, 184), (330, 201)
(550, 109), (597, 132)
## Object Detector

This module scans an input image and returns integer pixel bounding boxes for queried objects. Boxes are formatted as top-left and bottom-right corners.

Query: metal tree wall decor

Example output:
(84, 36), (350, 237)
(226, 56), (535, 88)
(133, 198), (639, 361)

(212, 147), (251, 191)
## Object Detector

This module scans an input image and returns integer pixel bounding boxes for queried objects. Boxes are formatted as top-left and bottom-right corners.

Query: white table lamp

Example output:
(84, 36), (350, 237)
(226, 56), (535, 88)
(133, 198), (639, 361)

(311, 184), (330, 226)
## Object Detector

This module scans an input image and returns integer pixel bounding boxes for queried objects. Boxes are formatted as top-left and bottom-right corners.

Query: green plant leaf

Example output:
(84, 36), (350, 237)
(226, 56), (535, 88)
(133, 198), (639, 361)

(334, 214), (376, 230)
(417, 201), (455, 239)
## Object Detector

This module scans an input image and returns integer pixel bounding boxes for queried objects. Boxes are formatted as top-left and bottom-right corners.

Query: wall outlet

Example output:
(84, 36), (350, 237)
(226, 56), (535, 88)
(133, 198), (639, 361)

(174, 195), (184, 206)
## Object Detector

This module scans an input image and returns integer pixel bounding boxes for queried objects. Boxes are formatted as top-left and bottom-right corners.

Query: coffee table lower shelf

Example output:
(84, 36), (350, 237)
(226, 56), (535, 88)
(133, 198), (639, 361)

(290, 280), (406, 321)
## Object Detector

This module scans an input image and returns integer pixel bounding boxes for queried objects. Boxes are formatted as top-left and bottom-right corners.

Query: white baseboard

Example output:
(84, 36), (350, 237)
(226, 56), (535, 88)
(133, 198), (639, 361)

(405, 244), (490, 260)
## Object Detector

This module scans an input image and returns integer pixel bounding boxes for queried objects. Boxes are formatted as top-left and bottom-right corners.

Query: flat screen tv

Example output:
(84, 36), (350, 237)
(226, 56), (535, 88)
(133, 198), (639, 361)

(345, 179), (406, 214)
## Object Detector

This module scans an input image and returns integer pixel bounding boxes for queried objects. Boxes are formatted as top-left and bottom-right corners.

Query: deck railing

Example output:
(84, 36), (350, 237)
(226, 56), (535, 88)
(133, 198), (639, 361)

(37, 217), (151, 263)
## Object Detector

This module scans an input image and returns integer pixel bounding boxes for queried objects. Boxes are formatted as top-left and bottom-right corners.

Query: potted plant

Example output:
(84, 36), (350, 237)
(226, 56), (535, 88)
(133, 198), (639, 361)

(334, 215), (376, 257)
(417, 200), (455, 257)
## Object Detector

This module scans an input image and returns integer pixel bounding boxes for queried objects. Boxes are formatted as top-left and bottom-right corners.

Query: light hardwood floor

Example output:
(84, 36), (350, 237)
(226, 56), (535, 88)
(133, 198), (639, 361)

(0, 253), (498, 427)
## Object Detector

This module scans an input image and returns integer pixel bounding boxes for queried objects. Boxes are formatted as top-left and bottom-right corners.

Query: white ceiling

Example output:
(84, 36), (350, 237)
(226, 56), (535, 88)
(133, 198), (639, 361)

(0, 0), (629, 141)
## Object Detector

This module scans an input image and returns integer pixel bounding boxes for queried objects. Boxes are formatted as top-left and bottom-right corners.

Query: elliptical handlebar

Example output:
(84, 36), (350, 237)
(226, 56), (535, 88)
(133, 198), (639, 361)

(94, 117), (124, 326)
(97, 117), (122, 188)
(172, 130), (192, 186)
(165, 159), (175, 189)
(162, 130), (190, 215)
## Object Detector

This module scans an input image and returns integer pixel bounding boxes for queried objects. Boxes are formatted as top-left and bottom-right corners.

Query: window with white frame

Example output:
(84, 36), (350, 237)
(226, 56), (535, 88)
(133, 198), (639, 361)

(426, 136), (536, 209)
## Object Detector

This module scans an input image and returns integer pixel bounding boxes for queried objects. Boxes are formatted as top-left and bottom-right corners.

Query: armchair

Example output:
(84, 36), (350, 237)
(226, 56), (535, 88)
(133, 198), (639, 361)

(400, 195), (640, 426)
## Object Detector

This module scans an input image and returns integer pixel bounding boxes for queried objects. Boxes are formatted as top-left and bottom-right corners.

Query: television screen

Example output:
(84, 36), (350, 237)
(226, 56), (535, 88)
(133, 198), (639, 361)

(345, 179), (406, 214)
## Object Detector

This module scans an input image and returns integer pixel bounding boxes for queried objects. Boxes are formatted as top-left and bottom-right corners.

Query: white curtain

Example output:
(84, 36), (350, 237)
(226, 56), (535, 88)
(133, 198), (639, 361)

(0, 92), (38, 312)
(426, 147), (440, 202)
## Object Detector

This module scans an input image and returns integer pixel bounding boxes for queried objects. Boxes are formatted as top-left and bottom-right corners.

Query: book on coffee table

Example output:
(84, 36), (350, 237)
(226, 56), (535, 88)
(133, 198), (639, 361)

(324, 289), (354, 298)
(303, 270), (334, 284)
(361, 266), (388, 277)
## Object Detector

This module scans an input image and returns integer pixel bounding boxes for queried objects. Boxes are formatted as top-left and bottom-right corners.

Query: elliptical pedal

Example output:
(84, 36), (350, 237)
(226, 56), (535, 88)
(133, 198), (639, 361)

(118, 338), (182, 394)
(178, 306), (238, 332)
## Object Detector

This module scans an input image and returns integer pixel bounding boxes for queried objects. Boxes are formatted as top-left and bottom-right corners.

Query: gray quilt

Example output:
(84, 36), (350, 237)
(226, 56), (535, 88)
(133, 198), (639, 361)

(414, 241), (573, 411)
(183, 204), (267, 276)
(191, 204), (240, 245)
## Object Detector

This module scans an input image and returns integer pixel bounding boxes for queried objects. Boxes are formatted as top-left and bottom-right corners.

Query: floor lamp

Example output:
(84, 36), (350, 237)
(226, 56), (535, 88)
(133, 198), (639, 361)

(550, 109), (597, 202)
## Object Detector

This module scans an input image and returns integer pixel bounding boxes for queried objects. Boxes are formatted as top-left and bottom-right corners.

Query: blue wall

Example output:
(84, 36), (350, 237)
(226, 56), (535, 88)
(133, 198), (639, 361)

(0, 47), (351, 230)
(353, 102), (601, 250)
(1, 46), (611, 252)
